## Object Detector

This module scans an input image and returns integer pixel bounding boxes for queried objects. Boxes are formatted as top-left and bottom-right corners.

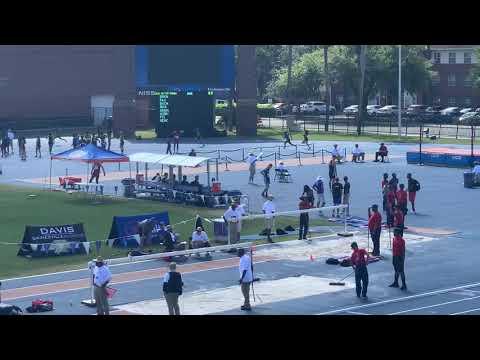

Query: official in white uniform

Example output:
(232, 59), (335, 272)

(93, 256), (112, 315)
(224, 203), (242, 244)
(238, 248), (253, 311)
(246, 153), (258, 184)
(191, 227), (211, 258)
(262, 195), (276, 243)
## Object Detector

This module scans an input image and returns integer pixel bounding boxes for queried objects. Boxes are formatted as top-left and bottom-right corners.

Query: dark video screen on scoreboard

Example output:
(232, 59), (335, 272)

(154, 90), (215, 137)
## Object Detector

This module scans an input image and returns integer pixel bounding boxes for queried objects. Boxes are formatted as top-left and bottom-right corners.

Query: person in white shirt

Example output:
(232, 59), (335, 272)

(235, 202), (246, 233)
(331, 144), (343, 163)
(262, 195), (276, 243)
(277, 162), (286, 171)
(472, 162), (480, 183)
(7, 129), (14, 154)
(237, 248), (253, 311)
(224, 203), (241, 244)
(191, 226), (211, 258)
(92, 256), (112, 315)
(352, 144), (365, 162)
(246, 153), (258, 184)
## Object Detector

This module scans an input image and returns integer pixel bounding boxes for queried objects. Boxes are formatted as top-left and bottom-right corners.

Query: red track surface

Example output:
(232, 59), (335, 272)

(417, 147), (479, 156)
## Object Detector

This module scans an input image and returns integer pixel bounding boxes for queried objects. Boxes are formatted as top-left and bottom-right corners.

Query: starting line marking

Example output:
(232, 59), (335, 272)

(317, 281), (480, 315)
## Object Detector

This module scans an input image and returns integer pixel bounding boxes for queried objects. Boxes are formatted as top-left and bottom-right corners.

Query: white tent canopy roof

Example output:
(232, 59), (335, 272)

(129, 153), (210, 167)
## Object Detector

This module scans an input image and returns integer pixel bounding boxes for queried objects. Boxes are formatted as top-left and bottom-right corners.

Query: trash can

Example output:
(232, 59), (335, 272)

(213, 218), (228, 243)
(464, 172), (474, 189)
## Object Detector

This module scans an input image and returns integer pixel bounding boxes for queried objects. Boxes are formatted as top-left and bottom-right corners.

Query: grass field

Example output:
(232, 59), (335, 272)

(0, 185), (332, 278)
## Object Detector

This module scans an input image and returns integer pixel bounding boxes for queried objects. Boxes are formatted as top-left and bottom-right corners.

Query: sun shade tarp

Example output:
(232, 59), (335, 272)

(51, 144), (129, 163)
(129, 153), (209, 167)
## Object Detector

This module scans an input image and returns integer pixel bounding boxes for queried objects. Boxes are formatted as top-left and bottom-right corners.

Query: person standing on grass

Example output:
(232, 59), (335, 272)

(48, 133), (54, 154)
(35, 136), (42, 158)
(260, 163), (273, 198)
(331, 177), (343, 218)
(342, 176), (351, 217)
(246, 152), (258, 184)
(89, 161), (106, 184)
(407, 173), (420, 214)
(396, 184), (408, 216)
(283, 130), (295, 148)
(163, 262), (184, 315)
(262, 195), (276, 243)
(166, 134), (173, 155)
(119, 132), (125, 154)
(328, 157), (337, 190)
(298, 196), (311, 241)
(313, 176), (326, 215)
(389, 228), (407, 290)
(93, 256), (112, 315)
(238, 248), (253, 311)
(350, 241), (369, 299)
(368, 204), (382, 256)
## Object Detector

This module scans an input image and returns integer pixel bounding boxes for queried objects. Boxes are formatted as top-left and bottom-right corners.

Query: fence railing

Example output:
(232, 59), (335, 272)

(260, 115), (478, 141)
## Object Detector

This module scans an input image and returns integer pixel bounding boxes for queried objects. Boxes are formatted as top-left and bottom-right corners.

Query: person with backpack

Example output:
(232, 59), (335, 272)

(350, 241), (369, 299)
(389, 228), (407, 291)
(260, 163), (273, 198)
(407, 173), (420, 214)
(163, 262), (184, 315)
(331, 177), (343, 218)
(313, 176), (326, 215)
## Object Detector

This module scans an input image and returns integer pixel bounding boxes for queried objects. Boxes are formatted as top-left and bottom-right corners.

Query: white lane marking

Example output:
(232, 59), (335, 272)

(388, 295), (480, 315)
(449, 307), (480, 315)
(116, 276), (354, 315)
(317, 281), (480, 315)
(345, 311), (369, 315)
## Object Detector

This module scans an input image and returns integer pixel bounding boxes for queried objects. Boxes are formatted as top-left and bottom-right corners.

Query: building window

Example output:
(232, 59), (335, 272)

(433, 52), (441, 64)
(465, 77), (472, 87)
(448, 97), (456, 106)
(448, 74), (456, 87)
(464, 52), (472, 64)
(432, 74), (440, 86)
(449, 52), (456, 64)
(465, 98), (472, 106)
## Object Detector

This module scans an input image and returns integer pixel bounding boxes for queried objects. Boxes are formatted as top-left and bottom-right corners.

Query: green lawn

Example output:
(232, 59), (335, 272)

(0, 185), (331, 278)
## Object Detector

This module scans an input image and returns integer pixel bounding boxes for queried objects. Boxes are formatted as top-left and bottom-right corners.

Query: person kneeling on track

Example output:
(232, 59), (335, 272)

(191, 226), (211, 259)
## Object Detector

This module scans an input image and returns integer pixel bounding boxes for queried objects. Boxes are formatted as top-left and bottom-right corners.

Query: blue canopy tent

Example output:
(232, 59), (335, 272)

(50, 144), (130, 188)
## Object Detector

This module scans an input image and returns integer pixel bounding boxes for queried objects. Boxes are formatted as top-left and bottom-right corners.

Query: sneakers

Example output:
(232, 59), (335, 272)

(389, 282), (399, 288)
(241, 305), (252, 311)
(400, 285), (407, 291)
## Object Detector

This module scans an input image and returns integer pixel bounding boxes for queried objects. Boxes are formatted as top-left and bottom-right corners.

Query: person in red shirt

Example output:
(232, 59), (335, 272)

(350, 242), (369, 298)
(368, 204), (382, 256)
(393, 205), (405, 236)
(298, 196), (311, 241)
(389, 228), (407, 290)
(396, 183), (408, 216)
(385, 185), (396, 228)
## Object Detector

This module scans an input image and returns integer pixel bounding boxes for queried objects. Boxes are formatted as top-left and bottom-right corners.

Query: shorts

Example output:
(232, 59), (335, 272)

(342, 194), (350, 204)
(408, 192), (416, 202)
(333, 196), (342, 206)
(265, 217), (274, 229)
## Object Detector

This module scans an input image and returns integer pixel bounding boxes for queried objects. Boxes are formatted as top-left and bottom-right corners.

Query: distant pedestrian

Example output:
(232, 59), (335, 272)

(100, 135), (107, 149)
(107, 131), (112, 151)
(368, 204), (382, 256)
(166, 135), (173, 155)
(343, 176), (351, 217)
(93, 256), (112, 315)
(119, 132), (125, 154)
(385, 184), (396, 228)
(389, 228), (407, 290)
(350, 241), (369, 299)
(302, 129), (311, 150)
(246, 152), (258, 184)
(283, 131), (295, 148)
(163, 262), (184, 315)
(48, 133), (54, 154)
(260, 163), (273, 198)
(331, 177), (343, 218)
(407, 173), (420, 214)
(312, 176), (326, 215)
(172, 130), (180, 154)
(35, 136), (42, 158)
(298, 196), (311, 240)
(194, 128), (204, 147)
(262, 195), (276, 243)
(89, 161), (106, 184)
(7, 128), (14, 154)
(328, 158), (337, 189)
(238, 248), (253, 311)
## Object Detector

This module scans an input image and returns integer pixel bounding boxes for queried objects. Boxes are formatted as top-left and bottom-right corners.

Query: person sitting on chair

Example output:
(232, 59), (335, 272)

(181, 175), (189, 185)
(161, 173), (169, 183)
(331, 144), (343, 163)
(191, 227), (211, 259)
(352, 144), (365, 162)
(374, 143), (389, 162)
(190, 175), (200, 186)
(188, 148), (197, 157)
(152, 173), (161, 182)
(276, 162), (289, 182)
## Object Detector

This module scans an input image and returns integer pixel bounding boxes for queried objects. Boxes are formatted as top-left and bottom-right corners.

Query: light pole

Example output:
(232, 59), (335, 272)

(419, 119), (424, 166)
(398, 45), (402, 138)
(471, 118), (475, 168)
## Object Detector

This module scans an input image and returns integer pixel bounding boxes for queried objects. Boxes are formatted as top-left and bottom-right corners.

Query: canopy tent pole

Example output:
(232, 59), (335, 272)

(145, 163), (148, 181)
(169, 165), (174, 185)
(49, 157), (52, 190)
(129, 161), (132, 179)
(215, 158), (219, 181)
(207, 160), (211, 186)
(178, 166), (182, 183)
(136, 162), (139, 175)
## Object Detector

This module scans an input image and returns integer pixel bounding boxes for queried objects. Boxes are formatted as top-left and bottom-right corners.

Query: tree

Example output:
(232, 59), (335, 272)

(286, 45), (293, 103)
(470, 48), (480, 89)
(324, 46), (330, 132)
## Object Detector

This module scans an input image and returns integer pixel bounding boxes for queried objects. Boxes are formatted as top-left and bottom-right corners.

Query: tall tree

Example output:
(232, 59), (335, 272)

(357, 45), (367, 135)
(286, 45), (293, 104)
(324, 46), (330, 132)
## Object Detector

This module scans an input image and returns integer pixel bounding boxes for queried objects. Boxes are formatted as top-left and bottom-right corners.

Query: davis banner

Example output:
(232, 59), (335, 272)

(107, 212), (170, 247)
(18, 223), (90, 258)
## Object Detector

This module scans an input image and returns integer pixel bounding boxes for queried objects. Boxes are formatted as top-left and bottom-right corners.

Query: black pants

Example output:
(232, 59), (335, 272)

(89, 172), (100, 184)
(375, 152), (387, 162)
(48, 143), (53, 154)
(166, 145), (172, 155)
(392, 255), (406, 286)
(371, 228), (381, 256)
(299, 213), (309, 239)
(355, 265), (369, 297)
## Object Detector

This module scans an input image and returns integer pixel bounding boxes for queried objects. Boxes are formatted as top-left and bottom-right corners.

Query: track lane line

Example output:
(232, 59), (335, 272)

(388, 295), (480, 315)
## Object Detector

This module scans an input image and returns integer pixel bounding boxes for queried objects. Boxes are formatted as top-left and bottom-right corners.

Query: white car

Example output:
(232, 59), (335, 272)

(459, 111), (480, 123)
(460, 108), (473, 115)
(367, 105), (382, 115)
(377, 105), (399, 115)
(343, 105), (358, 115)
(300, 101), (336, 115)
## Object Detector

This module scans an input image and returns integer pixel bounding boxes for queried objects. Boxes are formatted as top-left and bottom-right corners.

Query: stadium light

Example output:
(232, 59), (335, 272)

(398, 45), (402, 138)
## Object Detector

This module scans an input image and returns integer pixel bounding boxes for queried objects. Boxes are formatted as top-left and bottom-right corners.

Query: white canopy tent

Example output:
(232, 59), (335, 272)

(129, 153), (215, 185)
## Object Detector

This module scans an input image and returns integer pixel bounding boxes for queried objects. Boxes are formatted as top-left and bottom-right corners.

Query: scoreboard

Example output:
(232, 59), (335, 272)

(138, 90), (215, 137)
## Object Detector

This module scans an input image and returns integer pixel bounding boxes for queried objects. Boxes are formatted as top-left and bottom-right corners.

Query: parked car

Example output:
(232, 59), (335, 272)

(406, 105), (428, 117)
(343, 105), (358, 115)
(460, 107), (474, 115)
(367, 105), (382, 116)
(424, 106), (444, 120)
(458, 111), (480, 124)
(440, 107), (461, 117)
(300, 101), (336, 115)
(377, 105), (399, 116)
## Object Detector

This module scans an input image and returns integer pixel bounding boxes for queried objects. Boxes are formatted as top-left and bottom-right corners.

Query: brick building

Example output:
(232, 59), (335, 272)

(429, 45), (480, 107)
